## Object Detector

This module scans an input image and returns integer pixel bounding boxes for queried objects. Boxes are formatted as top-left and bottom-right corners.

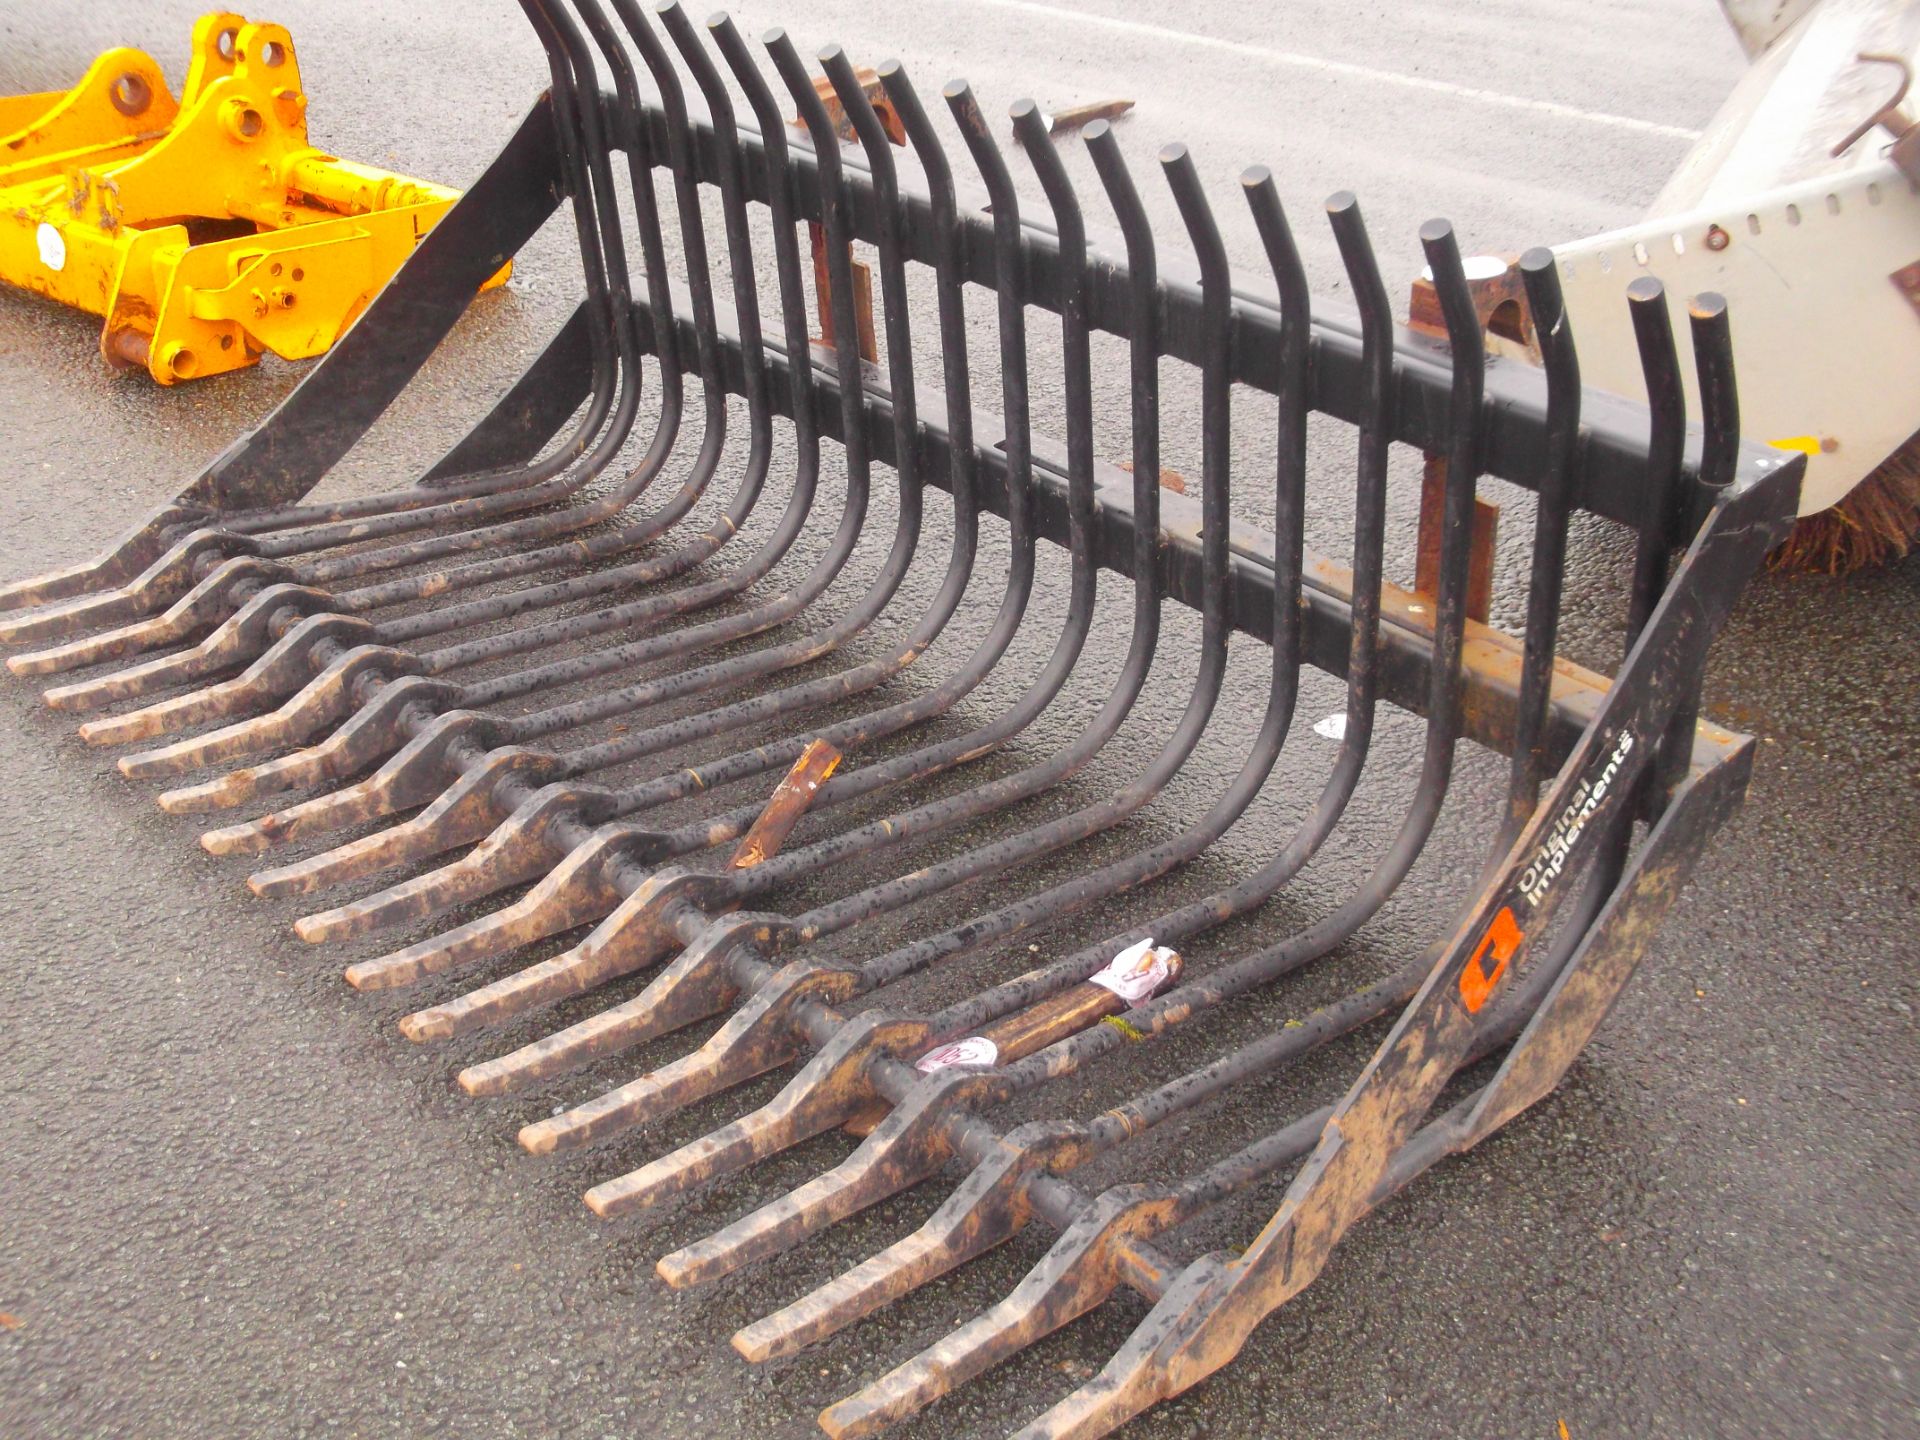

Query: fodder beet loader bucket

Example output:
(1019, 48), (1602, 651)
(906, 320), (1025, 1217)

(0, 3), (1802, 1435)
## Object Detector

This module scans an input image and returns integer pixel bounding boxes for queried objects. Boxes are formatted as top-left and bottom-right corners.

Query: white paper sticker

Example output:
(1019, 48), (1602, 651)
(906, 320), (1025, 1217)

(36, 223), (66, 272)
(1313, 712), (1346, 741)
(915, 1036), (999, 1074)
(1088, 937), (1177, 1007)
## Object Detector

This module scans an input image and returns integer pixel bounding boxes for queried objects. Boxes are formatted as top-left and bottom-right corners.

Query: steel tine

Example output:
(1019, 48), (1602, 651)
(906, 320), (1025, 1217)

(109, 643), (419, 777)
(817, 1185), (1176, 1440)
(1416, 215), (1487, 711)
(516, 956), (855, 1150)
(306, 767), (755, 949)
(579, 1010), (935, 1218)
(0, 530), (237, 649)
(1505, 246), (1581, 828)
(732, 1121), (1089, 1362)
(0, 507), (200, 616)
(11, 553), (275, 677)
(1656, 290), (1739, 796)
(296, 784), (603, 945)
(243, 740), (576, 896)
(820, 45), (921, 495)
(193, 708), (493, 855)
(652, 1066), (1006, 1287)
(395, 870), (706, 1041)
(153, 674), (459, 814)
(1625, 276), (1687, 641)
(341, 827), (639, 991)
(75, 616), (384, 751)
(246, 747), (562, 898)
(452, 913), (783, 1093)
(35, 580), (330, 709)
(767, 28), (871, 490)
(1561, 274), (1691, 901)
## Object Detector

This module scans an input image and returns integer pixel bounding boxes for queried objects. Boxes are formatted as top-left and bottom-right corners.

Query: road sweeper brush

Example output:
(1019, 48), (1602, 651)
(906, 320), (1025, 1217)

(0, 3), (1801, 1435)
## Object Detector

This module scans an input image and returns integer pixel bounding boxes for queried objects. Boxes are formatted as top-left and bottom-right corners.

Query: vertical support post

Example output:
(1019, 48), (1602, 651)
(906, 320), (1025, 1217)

(1407, 254), (1526, 625)
(798, 65), (903, 363)
(1414, 456), (1498, 623)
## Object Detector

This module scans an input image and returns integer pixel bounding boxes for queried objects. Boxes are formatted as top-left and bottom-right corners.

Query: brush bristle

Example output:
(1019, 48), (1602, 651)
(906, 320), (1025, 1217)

(1768, 430), (1920, 575)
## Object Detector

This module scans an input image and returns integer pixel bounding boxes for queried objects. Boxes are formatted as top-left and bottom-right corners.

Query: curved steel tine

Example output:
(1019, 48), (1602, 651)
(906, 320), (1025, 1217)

(1655, 288), (1739, 797)
(820, 45), (919, 490)
(1627, 276), (1688, 629)
(649, 1067), (1000, 1285)
(1570, 274), (1689, 904)
(602, 0), (726, 491)
(729, 1121), (1090, 1362)
(1417, 217), (1487, 710)
(577, 1011), (937, 1217)
(656, 2), (772, 467)
(1689, 290), (1740, 495)
(767, 29), (871, 486)
(306, 787), (602, 949)
(385, 63), (1107, 1066)
(877, 60), (977, 517)
(106, 641), (417, 775)
(817, 1185), (1177, 1440)
(0, 506), (200, 618)
(1505, 246), (1581, 829)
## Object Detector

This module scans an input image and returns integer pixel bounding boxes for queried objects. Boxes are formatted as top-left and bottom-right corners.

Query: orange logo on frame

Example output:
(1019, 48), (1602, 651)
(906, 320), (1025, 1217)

(1459, 906), (1525, 1014)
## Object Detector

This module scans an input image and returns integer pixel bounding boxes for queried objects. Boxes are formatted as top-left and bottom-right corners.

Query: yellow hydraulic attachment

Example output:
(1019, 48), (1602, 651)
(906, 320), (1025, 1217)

(0, 13), (506, 383)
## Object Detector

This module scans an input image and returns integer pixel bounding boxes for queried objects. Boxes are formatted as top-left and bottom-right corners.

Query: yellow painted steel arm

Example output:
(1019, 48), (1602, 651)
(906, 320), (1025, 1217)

(0, 14), (505, 384)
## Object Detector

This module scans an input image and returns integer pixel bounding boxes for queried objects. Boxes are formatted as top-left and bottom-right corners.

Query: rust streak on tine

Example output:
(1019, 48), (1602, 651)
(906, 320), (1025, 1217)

(10, 607), (197, 680)
(112, 657), (379, 778)
(729, 737), (840, 868)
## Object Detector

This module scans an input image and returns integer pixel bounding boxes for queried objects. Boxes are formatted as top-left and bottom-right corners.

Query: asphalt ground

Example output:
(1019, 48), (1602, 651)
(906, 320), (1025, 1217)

(1, 3), (1917, 1438)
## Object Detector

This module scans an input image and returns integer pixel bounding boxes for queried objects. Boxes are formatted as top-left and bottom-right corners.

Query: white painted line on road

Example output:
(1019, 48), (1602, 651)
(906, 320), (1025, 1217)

(962, 0), (1703, 142)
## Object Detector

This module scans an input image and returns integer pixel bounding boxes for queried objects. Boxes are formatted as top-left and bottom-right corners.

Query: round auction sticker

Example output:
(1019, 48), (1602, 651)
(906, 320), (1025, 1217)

(914, 1036), (999, 1073)
(36, 223), (66, 272)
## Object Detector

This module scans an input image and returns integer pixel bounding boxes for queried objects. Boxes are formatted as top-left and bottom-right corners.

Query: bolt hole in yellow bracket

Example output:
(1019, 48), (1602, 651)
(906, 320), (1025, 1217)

(0, 12), (508, 384)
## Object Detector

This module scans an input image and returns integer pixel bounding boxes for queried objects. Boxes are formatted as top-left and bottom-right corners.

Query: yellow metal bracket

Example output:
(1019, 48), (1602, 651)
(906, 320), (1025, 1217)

(0, 13), (506, 383)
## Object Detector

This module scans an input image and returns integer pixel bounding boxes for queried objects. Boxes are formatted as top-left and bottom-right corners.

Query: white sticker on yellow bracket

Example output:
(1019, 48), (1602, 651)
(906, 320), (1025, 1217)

(35, 223), (65, 272)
